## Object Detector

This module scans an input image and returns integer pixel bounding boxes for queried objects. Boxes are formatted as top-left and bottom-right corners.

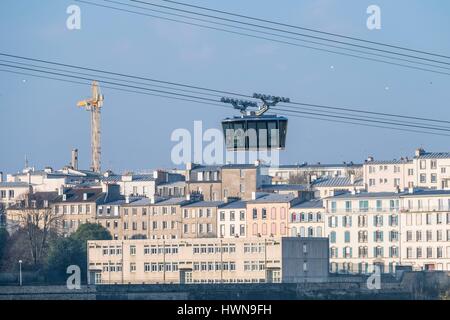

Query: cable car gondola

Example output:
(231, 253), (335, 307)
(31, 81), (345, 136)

(221, 94), (289, 151)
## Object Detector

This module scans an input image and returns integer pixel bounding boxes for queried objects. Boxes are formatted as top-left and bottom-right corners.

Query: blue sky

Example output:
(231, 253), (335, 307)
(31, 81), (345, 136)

(1, 0), (450, 173)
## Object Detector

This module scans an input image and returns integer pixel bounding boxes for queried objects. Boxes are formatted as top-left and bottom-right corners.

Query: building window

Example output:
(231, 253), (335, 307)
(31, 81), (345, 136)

(359, 200), (369, 212)
(431, 174), (437, 183)
(420, 174), (426, 184)
(130, 245), (136, 255)
(252, 208), (258, 219)
(344, 231), (350, 243)
(330, 231), (336, 244)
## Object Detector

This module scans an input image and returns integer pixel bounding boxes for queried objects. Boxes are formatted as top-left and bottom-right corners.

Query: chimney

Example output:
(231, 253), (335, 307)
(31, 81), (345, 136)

(103, 184), (120, 201)
(150, 197), (156, 204)
(351, 188), (356, 195)
(186, 194), (191, 201)
(415, 148), (425, 157)
(186, 162), (193, 171)
(71, 149), (79, 170)
(251, 192), (257, 200)
(408, 187), (414, 194)
(58, 187), (64, 196)
(366, 156), (374, 162)
(125, 196), (130, 204)
(83, 193), (88, 201)
(44, 167), (53, 173)
(350, 174), (355, 184)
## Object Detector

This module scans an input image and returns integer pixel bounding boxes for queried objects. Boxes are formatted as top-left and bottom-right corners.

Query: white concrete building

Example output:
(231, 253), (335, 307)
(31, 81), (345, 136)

(87, 237), (329, 284)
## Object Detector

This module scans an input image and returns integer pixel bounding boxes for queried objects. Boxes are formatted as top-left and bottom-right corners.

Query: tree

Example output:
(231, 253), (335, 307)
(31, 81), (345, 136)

(11, 194), (63, 267)
(0, 228), (35, 272)
(45, 223), (111, 283)
(0, 227), (9, 264)
(288, 172), (311, 185)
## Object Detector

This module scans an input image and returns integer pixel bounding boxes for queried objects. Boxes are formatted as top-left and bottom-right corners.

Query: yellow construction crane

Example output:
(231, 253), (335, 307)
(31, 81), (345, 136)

(77, 81), (104, 173)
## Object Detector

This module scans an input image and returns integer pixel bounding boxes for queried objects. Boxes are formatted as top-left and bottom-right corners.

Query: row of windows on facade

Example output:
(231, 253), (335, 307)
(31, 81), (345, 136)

(291, 226), (323, 238)
(290, 212), (323, 223)
(251, 208), (287, 220)
(251, 222), (287, 236)
(219, 224), (246, 237)
(219, 210), (246, 222)
(330, 246), (399, 258)
(367, 159), (441, 173)
(330, 200), (400, 213)
(405, 229), (450, 242)
(330, 262), (398, 274)
(368, 174), (442, 187)
(331, 199), (450, 213)
(55, 204), (92, 215)
(0, 190), (15, 199)
(102, 243), (268, 256)
(329, 230), (399, 243)
(187, 278), (281, 284)
(405, 212), (450, 225)
(405, 246), (449, 259)
(327, 215), (399, 228)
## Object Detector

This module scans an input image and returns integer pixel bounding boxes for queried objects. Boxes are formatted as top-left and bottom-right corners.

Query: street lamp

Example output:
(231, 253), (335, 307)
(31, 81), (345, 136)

(18, 260), (22, 286)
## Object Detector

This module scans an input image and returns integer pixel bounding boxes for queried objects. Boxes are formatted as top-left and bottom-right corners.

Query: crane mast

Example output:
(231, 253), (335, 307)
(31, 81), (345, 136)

(77, 81), (104, 173)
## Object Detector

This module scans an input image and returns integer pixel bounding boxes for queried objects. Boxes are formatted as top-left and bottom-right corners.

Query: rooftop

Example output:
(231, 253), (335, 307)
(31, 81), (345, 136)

(248, 193), (298, 204)
(291, 199), (324, 209)
(260, 184), (308, 191)
(0, 182), (30, 188)
(415, 152), (450, 159)
(53, 188), (104, 203)
(219, 200), (247, 209)
(312, 177), (364, 187)
(182, 200), (225, 208)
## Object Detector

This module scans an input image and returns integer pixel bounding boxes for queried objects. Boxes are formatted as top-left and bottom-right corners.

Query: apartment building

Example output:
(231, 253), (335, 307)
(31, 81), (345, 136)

(0, 181), (31, 209)
(97, 197), (141, 240)
(52, 185), (121, 235)
(87, 237), (329, 284)
(147, 197), (191, 240)
(400, 189), (450, 271)
(217, 200), (247, 238)
(247, 193), (304, 238)
(363, 149), (450, 192)
(322, 189), (450, 273)
(156, 181), (186, 197)
(185, 163), (264, 201)
(221, 164), (263, 200)
(181, 201), (223, 238)
(185, 164), (222, 201)
(289, 199), (325, 238)
(324, 192), (402, 274)
(5, 191), (59, 233)
(102, 170), (184, 198)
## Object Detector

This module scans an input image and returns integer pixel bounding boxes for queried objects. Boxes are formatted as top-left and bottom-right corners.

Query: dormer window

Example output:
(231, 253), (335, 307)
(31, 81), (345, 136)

(83, 193), (88, 201)
(62, 194), (67, 201)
